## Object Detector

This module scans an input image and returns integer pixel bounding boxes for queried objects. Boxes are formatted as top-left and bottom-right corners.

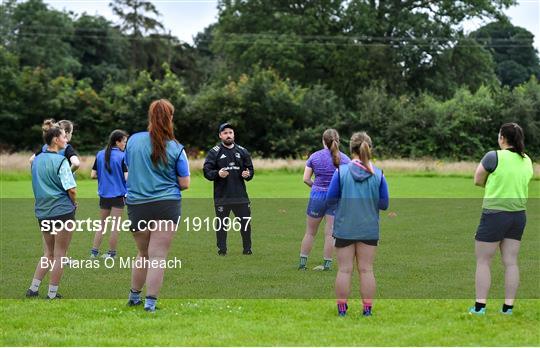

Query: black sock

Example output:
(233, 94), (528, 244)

(502, 304), (513, 313)
(475, 302), (486, 311)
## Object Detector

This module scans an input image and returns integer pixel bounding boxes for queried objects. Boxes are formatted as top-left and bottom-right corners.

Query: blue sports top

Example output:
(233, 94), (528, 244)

(31, 151), (77, 219)
(125, 132), (190, 204)
(327, 160), (389, 240)
(40, 143), (77, 165)
(93, 147), (127, 198)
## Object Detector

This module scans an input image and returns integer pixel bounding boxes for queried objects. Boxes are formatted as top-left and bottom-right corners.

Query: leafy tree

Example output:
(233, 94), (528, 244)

(471, 20), (540, 87)
(109, 0), (164, 71)
(6, 0), (80, 76)
(418, 38), (498, 98)
(71, 14), (130, 89)
(109, 0), (163, 36)
(212, 0), (515, 99)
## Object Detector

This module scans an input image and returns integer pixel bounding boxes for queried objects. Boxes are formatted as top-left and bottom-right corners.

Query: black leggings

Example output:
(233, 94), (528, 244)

(214, 203), (252, 251)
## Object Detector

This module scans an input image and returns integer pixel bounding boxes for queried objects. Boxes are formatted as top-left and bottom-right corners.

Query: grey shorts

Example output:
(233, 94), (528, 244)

(475, 210), (526, 242)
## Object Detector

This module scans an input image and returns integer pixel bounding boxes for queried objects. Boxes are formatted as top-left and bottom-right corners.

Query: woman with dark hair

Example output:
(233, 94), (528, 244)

(326, 132), (389, 317)
(469, 122), (533, 315)
(298, 129), (350, 271)
(26, 120), (77, 299)
(90, 130), (129, 259)
(124, 99), (190, 312)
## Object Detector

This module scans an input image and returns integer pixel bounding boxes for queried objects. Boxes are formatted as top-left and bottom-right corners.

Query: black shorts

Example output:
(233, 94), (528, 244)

(475, 210), (526, 242)
(127, 200), (181, 233)
(99, 196), (125, 210)
(334, 237), (378, 248)
(37, 210), (76, 233)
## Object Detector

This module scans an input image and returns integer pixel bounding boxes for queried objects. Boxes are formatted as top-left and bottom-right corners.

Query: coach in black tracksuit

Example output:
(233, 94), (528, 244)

(203, 123), (254, 256)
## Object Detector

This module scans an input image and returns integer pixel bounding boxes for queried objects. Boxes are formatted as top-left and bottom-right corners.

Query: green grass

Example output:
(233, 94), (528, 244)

(1, 173), (539, 346)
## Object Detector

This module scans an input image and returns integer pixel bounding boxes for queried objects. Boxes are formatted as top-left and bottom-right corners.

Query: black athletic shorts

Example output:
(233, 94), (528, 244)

(127, 200), (181, 233)
(37, 210), (76, 233)
(99, 196), (125, 210)
(334, 237), (378, 248)
(475, 210), (526, 242)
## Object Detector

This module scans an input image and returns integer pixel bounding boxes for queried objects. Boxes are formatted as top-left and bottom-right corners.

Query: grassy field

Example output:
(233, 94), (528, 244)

(1, 173), (539, 346)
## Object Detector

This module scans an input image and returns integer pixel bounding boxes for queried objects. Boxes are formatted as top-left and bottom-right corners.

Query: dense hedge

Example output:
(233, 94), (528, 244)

(1, 47), (538, 160)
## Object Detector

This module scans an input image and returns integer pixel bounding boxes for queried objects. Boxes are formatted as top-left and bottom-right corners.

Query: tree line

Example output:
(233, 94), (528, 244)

(1, 0), (539, 160)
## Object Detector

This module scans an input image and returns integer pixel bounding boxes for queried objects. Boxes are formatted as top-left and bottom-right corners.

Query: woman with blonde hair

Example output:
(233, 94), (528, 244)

(327, 132), (389, 317)
(26, 120), (77, 299)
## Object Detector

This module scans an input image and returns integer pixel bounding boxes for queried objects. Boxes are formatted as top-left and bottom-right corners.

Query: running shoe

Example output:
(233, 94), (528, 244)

(500, 308), (513, 315)
(313, 265), (332, 271)
(127, 299), (143, 307)
(46, 293), (62, 300)
(468, 306), (486, 315)
(25, 289), (39, 298)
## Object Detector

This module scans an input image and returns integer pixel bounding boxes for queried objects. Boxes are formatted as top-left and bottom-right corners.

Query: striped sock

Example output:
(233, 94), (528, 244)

(91, 248), (99, 257)
(337, 300), (348, 316)
(323, 258), (332, 270)
(362, 300), (372, 315)
(29, 278), (41, 292)
(129, 289), (141, 303)
(145, 296), (157, 311)
(299, 254), (308, 268)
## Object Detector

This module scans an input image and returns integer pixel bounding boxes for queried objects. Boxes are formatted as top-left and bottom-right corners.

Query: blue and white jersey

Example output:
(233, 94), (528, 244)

(93, 147), (127, 198)
(31, 151), (76, 219)
(125, 132), (190, 204)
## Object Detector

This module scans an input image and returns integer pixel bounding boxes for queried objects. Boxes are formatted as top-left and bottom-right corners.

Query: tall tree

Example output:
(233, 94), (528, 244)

(212, 0), (515, 100)
(109, 0), (163, 36)
(4, 0), (80, 76)
(71, 14), (130, 89)
(109, 0), (164, 71)
(471, 20), (540, 87)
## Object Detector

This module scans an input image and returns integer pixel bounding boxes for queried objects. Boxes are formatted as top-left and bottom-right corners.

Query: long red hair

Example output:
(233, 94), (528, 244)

(148, 99), (176, 166)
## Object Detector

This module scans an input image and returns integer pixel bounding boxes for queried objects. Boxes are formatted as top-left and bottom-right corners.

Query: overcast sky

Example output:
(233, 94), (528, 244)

(45, 0), (539, 51)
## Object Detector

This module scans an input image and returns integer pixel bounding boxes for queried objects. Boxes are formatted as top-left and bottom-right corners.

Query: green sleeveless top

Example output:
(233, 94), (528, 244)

(483, 149), (533, 211)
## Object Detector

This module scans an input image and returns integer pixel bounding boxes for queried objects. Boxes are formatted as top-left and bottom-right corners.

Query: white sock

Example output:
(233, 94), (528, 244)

(29, 278), (41, 292)
(48, 285), (59, 298)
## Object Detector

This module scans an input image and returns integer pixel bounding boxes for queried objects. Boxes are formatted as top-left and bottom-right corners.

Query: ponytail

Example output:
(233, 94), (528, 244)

(500, 123), (526, 158)
(359, 141), (372, 173)
(322, 128), (341, 168)
(148, 99), (176, 166)
(350, 132), (374, 174)
(105, 129), (129, 173)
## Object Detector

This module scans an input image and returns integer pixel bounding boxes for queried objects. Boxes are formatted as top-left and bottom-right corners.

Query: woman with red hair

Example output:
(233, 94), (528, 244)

(124, 99), (190, 312)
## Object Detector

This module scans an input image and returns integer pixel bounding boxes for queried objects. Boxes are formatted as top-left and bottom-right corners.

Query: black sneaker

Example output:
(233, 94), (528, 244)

(127, 299), (143, 307)
(46, 293), (62, 300)
(218, 250), (227, 256)
(243, 249), (253, 255)
(25, 289), (39, 298)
